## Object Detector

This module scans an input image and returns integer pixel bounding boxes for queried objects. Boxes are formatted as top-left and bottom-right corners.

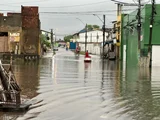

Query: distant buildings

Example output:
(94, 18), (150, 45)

(73, 29), (115, 56)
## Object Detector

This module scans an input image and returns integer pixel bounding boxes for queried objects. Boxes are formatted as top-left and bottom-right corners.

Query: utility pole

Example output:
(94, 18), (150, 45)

(51, 29), (53, 50)
(85, 24), (87, 52)
(103, 15), (106, 59)
(138, 0), (141, 56)
(148, 0), (156, 68)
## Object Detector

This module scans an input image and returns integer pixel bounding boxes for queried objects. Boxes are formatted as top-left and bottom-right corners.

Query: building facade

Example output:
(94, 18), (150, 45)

(121, 4), (160, 67)
(0, 13), (22, 54)
(0, 6), (41, 58)
(74, 30), (111, 55)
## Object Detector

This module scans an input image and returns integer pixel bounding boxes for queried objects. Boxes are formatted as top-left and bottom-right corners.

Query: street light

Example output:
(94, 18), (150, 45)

(93, 14), (103, 23)
(76, 18), (87, 52)
(76, 18), (85, 26)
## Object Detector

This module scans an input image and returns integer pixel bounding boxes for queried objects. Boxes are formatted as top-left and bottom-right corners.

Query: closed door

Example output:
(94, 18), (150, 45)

(0, 37), (8, 52)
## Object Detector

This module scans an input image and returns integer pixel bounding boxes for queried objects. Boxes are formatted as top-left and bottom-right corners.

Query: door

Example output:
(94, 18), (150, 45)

(0, 37), (8, 53)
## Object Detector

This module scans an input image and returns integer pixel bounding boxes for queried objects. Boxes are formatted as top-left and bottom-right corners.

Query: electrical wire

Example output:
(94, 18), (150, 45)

(0, 8), (137, 16)
(0, 0), (108, 8)
(0, 0), (51, 5)
(39, 8), (137, 16)
(0, 8), (136, 14)
(132, 0), (138, 5)
(40, 1), (109, 8)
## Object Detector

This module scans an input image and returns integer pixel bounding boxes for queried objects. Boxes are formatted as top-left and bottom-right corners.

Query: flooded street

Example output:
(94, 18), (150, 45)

(1, 48), (160, 120)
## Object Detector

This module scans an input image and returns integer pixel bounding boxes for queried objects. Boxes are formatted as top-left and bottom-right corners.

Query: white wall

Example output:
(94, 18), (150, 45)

(79, 43), (101, 55)
(77, 30), (109, 55)
(77, 30), (108, 43)
(152, 45), (160, 66)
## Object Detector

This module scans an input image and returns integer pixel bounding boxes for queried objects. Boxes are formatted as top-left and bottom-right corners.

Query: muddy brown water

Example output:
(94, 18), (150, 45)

(1, 48), (160, 120)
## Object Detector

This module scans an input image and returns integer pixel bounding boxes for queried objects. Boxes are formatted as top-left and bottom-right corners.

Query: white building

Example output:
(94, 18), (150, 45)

(73, 29), (113, 55)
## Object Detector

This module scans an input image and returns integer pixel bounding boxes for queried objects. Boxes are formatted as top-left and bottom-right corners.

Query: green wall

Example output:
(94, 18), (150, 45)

(121, 4), (160, 67)
(122, 10), (140, 67)
(143, 4), (160, 45)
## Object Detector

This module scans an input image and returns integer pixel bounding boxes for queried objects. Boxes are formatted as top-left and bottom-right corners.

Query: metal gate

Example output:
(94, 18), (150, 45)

(0, 37), (8, 53)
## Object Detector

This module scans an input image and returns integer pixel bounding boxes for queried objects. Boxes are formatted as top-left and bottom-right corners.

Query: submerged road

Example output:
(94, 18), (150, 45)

(1, 48), (160, 120)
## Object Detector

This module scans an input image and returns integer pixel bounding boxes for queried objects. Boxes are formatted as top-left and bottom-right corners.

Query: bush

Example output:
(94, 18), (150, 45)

(40, 34), (51, 48)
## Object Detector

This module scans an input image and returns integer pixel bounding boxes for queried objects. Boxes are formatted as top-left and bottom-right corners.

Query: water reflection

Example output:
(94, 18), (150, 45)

(0, 60), (40, 119)
(1, 49), (160, 120)
(0, 113), (19, 120)
(118, 66), (157, 120)
(13, 61), (39, 98)
(84, 62), (91, 80)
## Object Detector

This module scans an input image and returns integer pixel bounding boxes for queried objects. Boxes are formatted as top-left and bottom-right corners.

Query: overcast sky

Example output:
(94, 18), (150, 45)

(0, 0), (156, 39)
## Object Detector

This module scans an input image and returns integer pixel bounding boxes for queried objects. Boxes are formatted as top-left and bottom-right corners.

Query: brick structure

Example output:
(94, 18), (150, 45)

(0, 6), (41, 58)
(21, 6), (40, 55)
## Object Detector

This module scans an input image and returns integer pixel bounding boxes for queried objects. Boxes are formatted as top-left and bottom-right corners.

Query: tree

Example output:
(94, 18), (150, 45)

(40, 34), (51, 48)
(64, 35), (73, 42)
(87, 25), (93, 31)
(87, 24), (100, 31)
(93, 25), (100, 30)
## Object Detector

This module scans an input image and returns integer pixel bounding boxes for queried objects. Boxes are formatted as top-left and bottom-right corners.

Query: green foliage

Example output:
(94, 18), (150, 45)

(93, 25), (100, 29)
(64, 35), (73, 42)
(44, 40), (51, 48)
(87, 25), (93, 31)
(40, 34), (51, 48)
(87, 24), (100, 31)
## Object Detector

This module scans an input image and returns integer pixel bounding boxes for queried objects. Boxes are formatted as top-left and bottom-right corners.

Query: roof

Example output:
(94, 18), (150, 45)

(78, 28), (86, 33)
(73, 28), (113, 36)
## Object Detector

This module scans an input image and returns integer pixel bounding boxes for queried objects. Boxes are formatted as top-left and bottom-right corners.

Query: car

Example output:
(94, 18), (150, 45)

(53, 47), (58, 51)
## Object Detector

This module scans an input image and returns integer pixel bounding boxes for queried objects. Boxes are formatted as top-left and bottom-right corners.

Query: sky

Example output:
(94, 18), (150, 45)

(0, 0), (157, 39)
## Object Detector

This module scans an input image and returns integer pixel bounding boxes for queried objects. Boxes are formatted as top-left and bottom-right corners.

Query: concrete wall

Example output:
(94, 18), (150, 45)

(21, 29), (40, 54)
(21, 6), (40, 55)
(0, 6), (40, 56)
(143, 4), (160, 45)
(0, 15), (21, 28)
(122, 8), (143, 67)
(122, 4), (160, 67)
(0, 15), (22, 53)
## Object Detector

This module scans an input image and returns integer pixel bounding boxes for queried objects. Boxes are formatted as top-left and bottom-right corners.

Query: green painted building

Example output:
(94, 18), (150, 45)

(121, 4), (160, 67)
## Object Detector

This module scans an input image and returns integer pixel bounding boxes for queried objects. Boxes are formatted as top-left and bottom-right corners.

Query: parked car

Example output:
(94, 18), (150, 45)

(53, 47), (58, 51)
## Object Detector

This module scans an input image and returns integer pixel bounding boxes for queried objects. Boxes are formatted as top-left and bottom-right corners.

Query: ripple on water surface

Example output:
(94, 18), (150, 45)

(12, 50), (160, 120)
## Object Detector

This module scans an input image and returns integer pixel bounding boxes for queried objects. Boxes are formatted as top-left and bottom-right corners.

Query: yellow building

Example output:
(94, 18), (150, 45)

(114, 4), (122, 59)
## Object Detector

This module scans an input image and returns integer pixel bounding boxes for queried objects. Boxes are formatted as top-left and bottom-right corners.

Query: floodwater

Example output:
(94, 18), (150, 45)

(1, 48), (160, 120)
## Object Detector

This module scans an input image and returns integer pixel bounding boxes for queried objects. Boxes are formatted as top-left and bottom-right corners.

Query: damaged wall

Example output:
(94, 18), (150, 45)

(21, 6), (40, 55)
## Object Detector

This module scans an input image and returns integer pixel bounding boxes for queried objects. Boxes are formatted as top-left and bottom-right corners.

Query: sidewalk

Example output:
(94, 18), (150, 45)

(42, 50), (54, 58)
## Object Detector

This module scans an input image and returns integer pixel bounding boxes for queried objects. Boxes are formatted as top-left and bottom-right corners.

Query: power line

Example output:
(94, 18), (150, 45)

(39, 8), (137, 15)
(132, 0), (138, 5)
(0, 0), (108, 8)
(39, 1), (109, 8)
(0, 8), (136, 14)
(0, 0), (51, 5)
